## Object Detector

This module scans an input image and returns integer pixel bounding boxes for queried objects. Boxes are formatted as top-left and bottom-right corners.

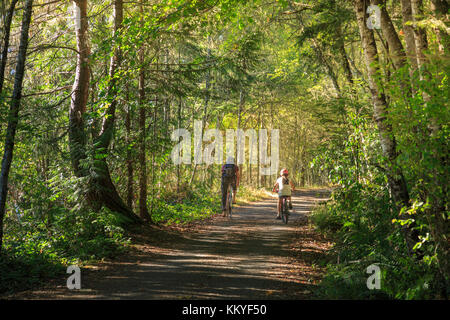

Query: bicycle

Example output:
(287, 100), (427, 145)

(280, 195), (289, 224)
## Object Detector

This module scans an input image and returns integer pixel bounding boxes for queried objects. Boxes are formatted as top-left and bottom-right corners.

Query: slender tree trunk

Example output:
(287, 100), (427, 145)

(0, 0), (5, 28)
(257, 109), (261, 188)
(150, 92), (157, 216)
(189, 42), (211, 185)
(423, 0), (449, 290)
(354, 0), (418, 253)
(176, 97), (182, 192)
(339, 40), (354, 86)
(0, 0), (18, 96)
(138, 9), (150, 221)
(430, 0), (448, 53)
(354, 0), (409, 204)
(159, 47), (169, 191)
(411, 0), (429, 74)
(411, 0), (441, 135)
(371, 0), (407, 70)
(401, 0), (419, 71)
(125, 97), (133, 209)
(0, 0), (33, 253)
(237, 90), (243, 174)
(370, 2), (414, 99)
(97, 0), (123, 149)
(176, 45), (183, 192)
(400, 0), (420, 97)
(69, 0), (90, 177)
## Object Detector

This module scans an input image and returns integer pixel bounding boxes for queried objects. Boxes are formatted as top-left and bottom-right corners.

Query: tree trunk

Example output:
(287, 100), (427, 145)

(430, 0), (449, 53)
(0, 0), (33, 253)
(237, 90), (244, 174)
(338, 40), (354, 86)
(96, 0), (123, 150)
(92, 0), (140, 222)
(69, 0), (139, 223)
(411, 0), (440, 134)
(400, 0), (419, 67)
(138, 8), (151, 221)
(354, 0), (418, 253)
(400, 0), (419, 93)
(411, 0), (429, 74)
(425, 0), (449, 290)
(371, 0), (407, 70)
(69, 0), (90, 177)
(372, 0), (414, 98)
(0, 0), (19, 96)
(176, 97), (182, 193)
(125, 98), (133, 209)
(189, 43), (211, 185)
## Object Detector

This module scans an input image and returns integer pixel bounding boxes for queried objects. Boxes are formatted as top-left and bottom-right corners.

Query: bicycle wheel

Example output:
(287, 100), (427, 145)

(228, 185), (233, 218)
(284, 203), (289, 224)
(282, 197), (288, 224)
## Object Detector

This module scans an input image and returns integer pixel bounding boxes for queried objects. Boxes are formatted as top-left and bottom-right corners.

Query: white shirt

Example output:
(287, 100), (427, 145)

(276, 176), (291, 196)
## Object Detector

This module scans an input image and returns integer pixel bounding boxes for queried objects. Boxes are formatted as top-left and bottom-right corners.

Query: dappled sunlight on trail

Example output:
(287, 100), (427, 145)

(9, 189), (331, 300)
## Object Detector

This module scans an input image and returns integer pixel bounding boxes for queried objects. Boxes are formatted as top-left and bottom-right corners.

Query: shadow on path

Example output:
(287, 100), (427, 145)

(8, 188), (332, 300)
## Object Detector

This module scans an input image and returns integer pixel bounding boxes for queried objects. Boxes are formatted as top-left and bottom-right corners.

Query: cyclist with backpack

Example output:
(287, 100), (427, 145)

(221, 156), (240, 216)
(272, 168), (295, 219)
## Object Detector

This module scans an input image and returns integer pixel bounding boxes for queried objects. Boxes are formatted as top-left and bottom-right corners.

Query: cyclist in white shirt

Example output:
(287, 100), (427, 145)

(272, 168), (295, 219)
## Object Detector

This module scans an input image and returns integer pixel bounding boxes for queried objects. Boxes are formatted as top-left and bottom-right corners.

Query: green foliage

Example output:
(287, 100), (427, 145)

(1, 200), (130, 294)
(309, 55), (449, 299)
(236, 185), (268, 203)
(151, 184), (221, 225)
(0, 247), (65, 295)
(311, 185), (447, 299)
(0, 0), (448, 300)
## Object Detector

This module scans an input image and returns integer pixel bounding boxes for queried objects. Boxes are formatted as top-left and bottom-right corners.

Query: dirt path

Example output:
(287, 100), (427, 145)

(8, 189), (332, 300)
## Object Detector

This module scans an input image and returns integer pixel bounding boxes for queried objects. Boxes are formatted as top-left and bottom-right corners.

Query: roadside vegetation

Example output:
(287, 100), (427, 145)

(0, 0), (448, 299)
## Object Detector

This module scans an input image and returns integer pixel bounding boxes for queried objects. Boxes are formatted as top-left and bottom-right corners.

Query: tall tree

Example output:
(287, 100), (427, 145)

(0, 0), (34, 253)
(69, 0), (139, 222)
(125, 87), (133, 209)
(69, 0), (90, 177)
(354, 0), (418, 253)
(87, 0), (140, 222)
(138, 0), (151, 222)
(400, 0), (419, 84)
(0, 0), (19, 96)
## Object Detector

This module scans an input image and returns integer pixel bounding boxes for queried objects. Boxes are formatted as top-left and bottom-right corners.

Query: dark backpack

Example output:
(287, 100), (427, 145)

(222, 164), (236, 180)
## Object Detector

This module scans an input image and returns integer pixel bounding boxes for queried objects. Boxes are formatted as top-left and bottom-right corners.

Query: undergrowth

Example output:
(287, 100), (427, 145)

(0, 183), (268, 294)
(310, 185), (448, 300)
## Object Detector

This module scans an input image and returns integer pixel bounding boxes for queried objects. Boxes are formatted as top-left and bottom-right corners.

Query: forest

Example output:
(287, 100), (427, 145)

(0, 0), (448, 300)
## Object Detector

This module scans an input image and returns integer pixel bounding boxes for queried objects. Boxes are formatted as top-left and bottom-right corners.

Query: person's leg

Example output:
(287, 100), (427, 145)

(232, 181), (237, 204)
(221, 180), (227, 216)
(277, 197), (282, 218)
